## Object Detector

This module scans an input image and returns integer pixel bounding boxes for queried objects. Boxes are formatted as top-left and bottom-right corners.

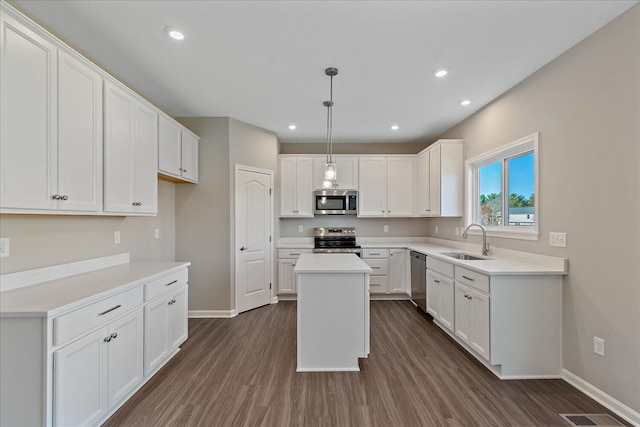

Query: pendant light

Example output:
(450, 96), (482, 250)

(322, 67), (338, 189)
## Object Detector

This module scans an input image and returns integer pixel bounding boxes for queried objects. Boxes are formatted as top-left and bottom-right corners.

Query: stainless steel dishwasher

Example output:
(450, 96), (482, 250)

(410, 251), (427, 313)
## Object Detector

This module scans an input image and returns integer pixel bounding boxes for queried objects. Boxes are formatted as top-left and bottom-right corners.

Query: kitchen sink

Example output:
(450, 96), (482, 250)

(440, 252), (491, 261)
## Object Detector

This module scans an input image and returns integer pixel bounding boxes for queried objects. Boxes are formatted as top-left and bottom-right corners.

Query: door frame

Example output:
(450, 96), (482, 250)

(233, 164), (275, 313)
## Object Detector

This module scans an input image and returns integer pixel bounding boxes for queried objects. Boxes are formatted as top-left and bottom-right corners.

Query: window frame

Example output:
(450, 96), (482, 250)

(465, 132), (539, 241)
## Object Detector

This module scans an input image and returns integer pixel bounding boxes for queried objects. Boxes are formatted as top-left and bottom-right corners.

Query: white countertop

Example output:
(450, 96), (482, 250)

(294, 254), (372, 274)
(278, 238), (567, 276)
(0, 262), (190, 318)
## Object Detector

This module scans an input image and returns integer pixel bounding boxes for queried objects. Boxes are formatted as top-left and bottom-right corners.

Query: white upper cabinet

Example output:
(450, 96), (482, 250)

(358, 156), (413, 217)
(104, 82), (158, 215)
(158, 115), (199, 183)
(312, 156), (358, 190)
(416, 139), (463, 217)
(0, 13), (102, 213)
(279, 156), (313, 217)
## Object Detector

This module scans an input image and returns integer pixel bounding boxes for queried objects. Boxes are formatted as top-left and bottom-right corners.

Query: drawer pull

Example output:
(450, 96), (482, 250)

(104, 336), (112, 343)
(290, 253), (301, 256)
(370, 253), (381, 255)
(372, 266), (381, 269)
(110, 332), (118, 340)
(434, 279), (440, 283)
(462, 275), (475, 282)
(168, 298), (177, 305)
(98, 304), (121, 316)
(165, 280), (178, 287)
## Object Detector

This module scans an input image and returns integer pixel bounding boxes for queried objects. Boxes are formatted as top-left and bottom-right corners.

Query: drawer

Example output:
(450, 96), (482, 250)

(363, 258), (388, 275)
(427, 257), (454, 278)
(369, 275), (389, 294)
(278, 249), (313, 259)
(145, 268), (188, 302)
(455, 266), (490, 293)
(363, 248), (389, 259)
(54, 286), (143, 346)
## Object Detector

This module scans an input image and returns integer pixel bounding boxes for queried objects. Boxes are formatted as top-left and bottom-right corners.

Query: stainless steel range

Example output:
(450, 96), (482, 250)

(313, 227), (361, 257)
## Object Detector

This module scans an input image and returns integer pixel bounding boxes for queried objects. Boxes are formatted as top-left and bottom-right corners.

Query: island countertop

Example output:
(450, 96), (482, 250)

(294, 254), (372, 274)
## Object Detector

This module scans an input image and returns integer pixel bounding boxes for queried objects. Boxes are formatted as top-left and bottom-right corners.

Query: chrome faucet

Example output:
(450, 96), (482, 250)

(463, 223), (489, 256)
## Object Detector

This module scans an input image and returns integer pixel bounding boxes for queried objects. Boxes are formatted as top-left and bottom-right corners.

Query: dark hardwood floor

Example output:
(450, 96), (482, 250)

(104, 301), (626, 426)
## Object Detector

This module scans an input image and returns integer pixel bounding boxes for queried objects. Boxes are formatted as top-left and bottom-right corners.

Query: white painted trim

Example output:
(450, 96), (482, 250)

(188, 310), (238, 319)
(0, 253), (130, 292)
(562, 369), (640, 427)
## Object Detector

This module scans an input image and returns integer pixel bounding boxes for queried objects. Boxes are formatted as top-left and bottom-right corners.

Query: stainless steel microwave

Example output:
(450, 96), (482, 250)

(314, 190), (358, 215)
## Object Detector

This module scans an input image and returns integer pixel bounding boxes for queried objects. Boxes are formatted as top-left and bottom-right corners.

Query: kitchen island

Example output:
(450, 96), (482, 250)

(294, 254), (372, 372)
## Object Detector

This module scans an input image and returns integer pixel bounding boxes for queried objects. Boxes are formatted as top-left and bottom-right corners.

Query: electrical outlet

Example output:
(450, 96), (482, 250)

(594, 336), (605, 357)
(114, 231), (121, 245)
(455, 227), (460, 236)
(549, 232), (567, 247)
(154, 228), (160, 239)
(435, 226), (439, 234)
(298, 225), (303, 233)
(383, 225), (388, 233)
(0, 238), (9, 257)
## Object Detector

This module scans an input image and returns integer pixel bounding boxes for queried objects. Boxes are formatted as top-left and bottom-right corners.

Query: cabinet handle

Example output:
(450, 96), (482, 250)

(61, 195), (68, 201)
(52, 194), (61, 200)
(425, 209), (431, 212)
(372, 266), (381, 269)
(98, 304), (121, 316)
(183, 169), (187, 172)
(168, 298), (176, 305)
(434, 279), (440, 284)
(381, 210), (385, 213)
(370, 253), (380, 255)
(104, 336), (112, 343)
(462, 275), (475, 281)
(165, 280), (178, 287)
(110, 332), (118, 340)
(240, 246), (248, 251)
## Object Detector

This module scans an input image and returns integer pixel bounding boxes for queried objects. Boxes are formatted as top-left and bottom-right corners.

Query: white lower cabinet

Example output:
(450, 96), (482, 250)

(426, 270), (454, 332)
(144, 279), (189, 376)
(363, 248), (408, 296)
(54, 308), (143, 427)
(455, 283), (490, 361)
(388, 249), (406, 293)
(277, 249), (312, 295)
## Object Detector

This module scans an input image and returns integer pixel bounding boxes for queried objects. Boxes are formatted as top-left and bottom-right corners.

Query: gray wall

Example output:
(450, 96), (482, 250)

(430, 5), (639, 413)
(0, 180), (176, 274)
(175, 117), (278, 312)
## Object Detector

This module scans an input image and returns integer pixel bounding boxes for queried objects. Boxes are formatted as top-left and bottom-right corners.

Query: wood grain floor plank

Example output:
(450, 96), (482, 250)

(103, 301), (629, 427)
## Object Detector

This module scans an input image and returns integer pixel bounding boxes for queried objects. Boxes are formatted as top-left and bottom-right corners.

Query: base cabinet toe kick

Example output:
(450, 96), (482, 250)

(0, 263), (190, 427)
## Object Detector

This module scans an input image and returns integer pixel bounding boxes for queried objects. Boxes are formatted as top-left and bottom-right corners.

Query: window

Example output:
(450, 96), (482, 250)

(466, 133), (539, 240)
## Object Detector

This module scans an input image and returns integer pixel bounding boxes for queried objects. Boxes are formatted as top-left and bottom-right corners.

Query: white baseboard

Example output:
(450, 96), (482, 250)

(188, 309), (237, 318)
(563, 369), (640, 426)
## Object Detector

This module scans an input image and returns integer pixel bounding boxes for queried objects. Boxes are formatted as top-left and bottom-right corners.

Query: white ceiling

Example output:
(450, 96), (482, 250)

(12, 0), (637, 144)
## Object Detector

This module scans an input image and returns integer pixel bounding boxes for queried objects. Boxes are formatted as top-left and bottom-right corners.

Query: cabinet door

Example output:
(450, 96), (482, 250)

(469, 288), (490, 361)
(144, 296), (169, 375)
(428, 144), (441, 216)
(416, 151), (430, 216)
(158, 115), (182, 178)
(132, 102), (158, 214)
(279, 157), (297, 216)
(1, 15), (58, 210)
(389, 249), (406, 293)
(426, 271), (440, 318)
(168, 286), (188, 349)
(104, 82), (134, 213)
(440, 142), (463, 217)
(295, 157), (314, 216)
(54, 327), (108, 427)
(454, 283), (471, 343)
(387, 157), (414, 216)
(180, 131), (198, 183)
(438, 276), (455, 332)
(277, 259), (296, 294)
(358, 157), (387, 217)
(335, 157), (358, 189)
(107, 309), (143, 408)
(57, 51), (103, 212)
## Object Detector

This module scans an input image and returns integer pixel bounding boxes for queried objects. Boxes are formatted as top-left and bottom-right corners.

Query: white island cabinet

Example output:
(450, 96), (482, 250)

(295, 254), (371, 372)
(0, 255), (190, 427)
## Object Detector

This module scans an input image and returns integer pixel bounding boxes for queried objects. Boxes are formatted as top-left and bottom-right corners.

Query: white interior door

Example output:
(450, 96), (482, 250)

(235, 166), (273, 314)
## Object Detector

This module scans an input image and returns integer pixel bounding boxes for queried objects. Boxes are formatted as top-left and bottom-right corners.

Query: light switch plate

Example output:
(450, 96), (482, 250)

(383, 225), (388, 233)
(549, 232), (567, 247)
(298, 225), (303, 233)
(114, 231), (121, 245)
(0, 238), (9, 257)
(594, 336), (605, 357)
(154, 228), (160, 239)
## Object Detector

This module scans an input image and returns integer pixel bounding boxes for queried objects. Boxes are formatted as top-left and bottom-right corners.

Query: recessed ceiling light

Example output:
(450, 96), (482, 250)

(390, 125), (399, 131)
(166, 27), (185, 40)
(288, 124), (296, 130)
(460, 99), (471, 106)
(434, 68), (448, 78)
